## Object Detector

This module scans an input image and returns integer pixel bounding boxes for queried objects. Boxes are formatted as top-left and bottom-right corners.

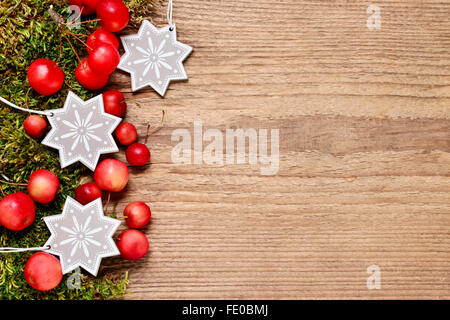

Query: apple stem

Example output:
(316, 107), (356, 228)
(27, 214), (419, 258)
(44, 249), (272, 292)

(24, 87), (32, 110)
(69, 32), (88, 37)
(56, 26), (63, 64)
(75, 6), (84, 23)
(79, 176), (91, 185)
(0, 185), (5, 197)
(63, 35), (81, 64)
(144, 124), (151, 144)
(68, 31), (93, 51)
(103, 191), (111, 214)
(0, 179), (27, 187)
(68, 18), (101, 26)
(145, 110), (165, 144)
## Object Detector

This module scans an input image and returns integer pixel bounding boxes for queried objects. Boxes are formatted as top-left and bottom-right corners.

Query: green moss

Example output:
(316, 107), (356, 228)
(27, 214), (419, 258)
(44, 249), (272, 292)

(0, 0), (154, 299)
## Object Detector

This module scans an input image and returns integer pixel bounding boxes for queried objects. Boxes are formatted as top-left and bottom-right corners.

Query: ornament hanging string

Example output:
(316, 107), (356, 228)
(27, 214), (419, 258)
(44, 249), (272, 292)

(0, 95), (53, 116)
(0, 245), (50, 253)
(118, 0), (192, 95)
(167, 0), (174, 30)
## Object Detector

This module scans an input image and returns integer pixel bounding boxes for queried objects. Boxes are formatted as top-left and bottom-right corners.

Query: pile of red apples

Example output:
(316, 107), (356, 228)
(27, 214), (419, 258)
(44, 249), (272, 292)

(27, 0), (130, 95)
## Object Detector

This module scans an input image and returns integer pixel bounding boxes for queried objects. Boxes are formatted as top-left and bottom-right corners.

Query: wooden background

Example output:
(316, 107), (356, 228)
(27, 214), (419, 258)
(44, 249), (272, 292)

(104, 0), (450, 299)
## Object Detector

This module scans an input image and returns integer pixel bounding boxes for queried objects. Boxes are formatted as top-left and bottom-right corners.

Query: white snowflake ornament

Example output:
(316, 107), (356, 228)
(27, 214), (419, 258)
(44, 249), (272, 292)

(44, 197), (121, 276)
(118, 20), (192, 96)
(42, 92), (121, 171)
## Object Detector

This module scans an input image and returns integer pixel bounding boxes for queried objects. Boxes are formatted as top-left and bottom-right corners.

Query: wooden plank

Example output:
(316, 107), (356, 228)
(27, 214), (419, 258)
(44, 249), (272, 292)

(103, 0), (450, 299)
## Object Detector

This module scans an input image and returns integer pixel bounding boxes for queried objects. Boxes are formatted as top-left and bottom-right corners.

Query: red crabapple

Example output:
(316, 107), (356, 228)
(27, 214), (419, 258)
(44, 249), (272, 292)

(86, 28), (119, 54)
(102, 90), (127, 118)
(75, 59), (109, 91)
(126, 143), (150, 166)
(0, 192), (35, 231)
(124, 201), (151, 229)
(75, 182), (102, 205)
(24, 115), (47, 138)
(24, 252), (62, 291)
(116, 229), (149, 261)
(69, 0), (101, 15)
(87, 42), (120, 74)
(27, 59), (64, 96)
(115, 122), (137, 145)
(27, 169), (60, 204)
(96, 0), (130, 32)
(94, 159), (129, 192)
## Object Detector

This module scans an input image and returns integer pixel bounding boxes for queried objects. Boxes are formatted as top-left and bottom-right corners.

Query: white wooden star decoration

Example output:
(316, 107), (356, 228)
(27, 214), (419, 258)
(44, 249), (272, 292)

(44, 197), (121, 276)
(118, 20), (193, 96)
(42, 91), (121, 171)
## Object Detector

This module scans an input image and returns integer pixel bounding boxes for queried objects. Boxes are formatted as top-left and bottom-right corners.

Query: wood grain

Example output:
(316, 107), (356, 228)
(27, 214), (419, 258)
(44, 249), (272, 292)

(103, 0), (450, 299)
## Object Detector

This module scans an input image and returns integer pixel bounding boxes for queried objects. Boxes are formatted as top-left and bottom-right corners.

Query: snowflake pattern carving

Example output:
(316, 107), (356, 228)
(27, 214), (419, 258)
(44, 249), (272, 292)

(44, 197), (121, 276)
(42, 92), (121, 171)
(118, 21), (192, 96)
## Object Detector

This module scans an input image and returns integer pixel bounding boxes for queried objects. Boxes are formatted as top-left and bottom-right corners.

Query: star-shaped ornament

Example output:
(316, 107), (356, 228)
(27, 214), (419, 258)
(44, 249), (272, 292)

(42, 92), (121, 171)
(44, 197), (121, 276)
(118, 20), (193, 96)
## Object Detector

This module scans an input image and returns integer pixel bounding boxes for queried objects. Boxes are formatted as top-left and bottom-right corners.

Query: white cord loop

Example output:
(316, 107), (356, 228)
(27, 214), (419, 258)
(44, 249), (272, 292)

(167, 0), (174, 30)
(0, 245), (50, 253)
(0, 95), (53, 116)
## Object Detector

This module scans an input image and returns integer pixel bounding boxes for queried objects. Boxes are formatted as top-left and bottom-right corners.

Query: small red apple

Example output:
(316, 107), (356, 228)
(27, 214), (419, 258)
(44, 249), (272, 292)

(103, 90), (127, 118)
(27, 59), (64, 96)
(27, 169), (60, 204)
(126, 143), (150, 166)
(86, 28), (119, 54)
(24, 115), (47, 138)
(116, 229), (149, 261)
(24, 252), (62, 291)
(75, 58), (109, 91)
(115, 122), (137, 145)
(75, 182), (102, 205)
(88, 42), (120, 74)
(97, 0), (130, 32)
(94, 159), (129, 192)
(124, 201), (151, 229)
(0, 192), (35, 231)
(69, 0), (101, 15)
